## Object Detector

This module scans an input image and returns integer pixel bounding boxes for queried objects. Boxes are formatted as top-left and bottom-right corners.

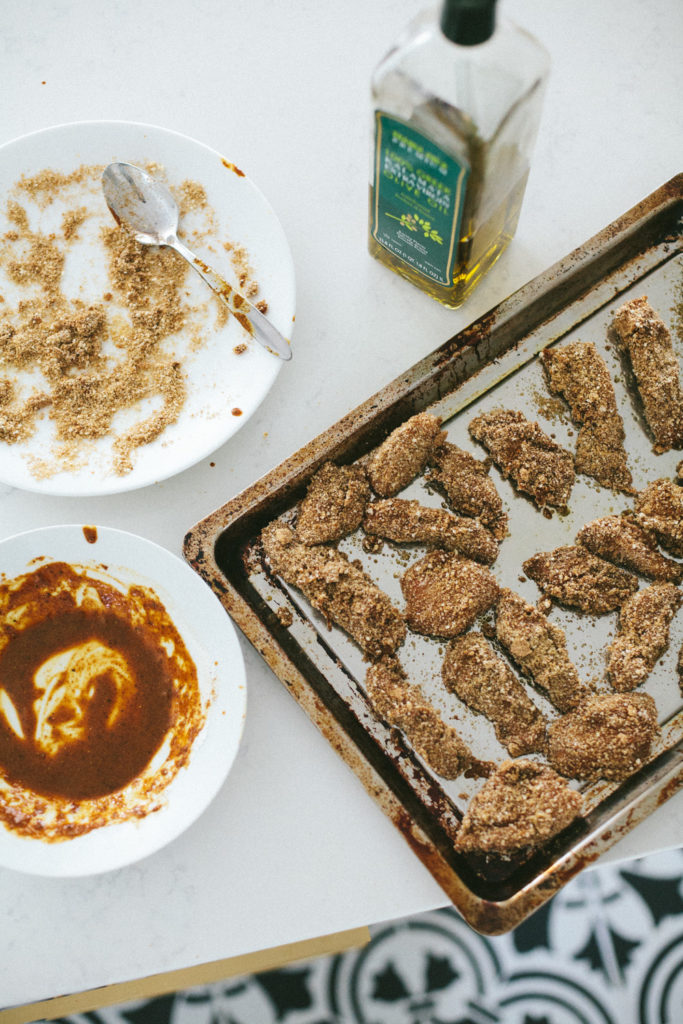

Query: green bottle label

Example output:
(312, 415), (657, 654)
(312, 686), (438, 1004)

(371, 112), (469, 286)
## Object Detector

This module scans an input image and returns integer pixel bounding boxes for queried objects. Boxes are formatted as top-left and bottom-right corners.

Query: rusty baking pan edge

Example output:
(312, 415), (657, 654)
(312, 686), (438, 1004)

(184, 174), (683, 934)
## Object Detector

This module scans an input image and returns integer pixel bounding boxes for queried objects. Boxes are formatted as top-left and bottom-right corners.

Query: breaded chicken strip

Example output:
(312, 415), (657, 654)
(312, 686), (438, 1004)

(523, 545), (638, 615)
(635, 478), (683, 557)
(495, 588), (591, 712)
(541, 341), (633, 493)
(469, 408), (574, 509)
(365, 655), (488, 779)
(454, 759), (582, 856)
(547, 693), (659, 781)
(363, 498), (498, 565)
(297, 462), (370, 545)
(611, 296), (683, 452)
(442, 633), (546, 756)
(367, 412), (445, 497)
(607, 582), (682, 691)
(261, 523), (405, 659)
(401, 550), (499, 638)
(426, 442), (508, 540)
(576, 514), (683, 583)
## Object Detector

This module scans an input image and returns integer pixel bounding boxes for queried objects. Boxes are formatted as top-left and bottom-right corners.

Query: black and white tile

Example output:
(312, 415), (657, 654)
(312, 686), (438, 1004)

(51, 848), (683, 1024)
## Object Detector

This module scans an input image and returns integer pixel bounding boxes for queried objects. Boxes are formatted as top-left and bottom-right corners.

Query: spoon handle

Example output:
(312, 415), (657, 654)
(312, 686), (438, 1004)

(170, 237), (292, 361)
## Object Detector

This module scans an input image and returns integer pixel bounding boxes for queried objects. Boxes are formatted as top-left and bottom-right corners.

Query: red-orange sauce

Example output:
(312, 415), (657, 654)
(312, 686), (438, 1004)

(82, 525), (98, 544)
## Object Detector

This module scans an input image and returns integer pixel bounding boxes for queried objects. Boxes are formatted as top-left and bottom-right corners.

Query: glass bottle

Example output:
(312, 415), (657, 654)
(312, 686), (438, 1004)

(369, 0), (550, 308)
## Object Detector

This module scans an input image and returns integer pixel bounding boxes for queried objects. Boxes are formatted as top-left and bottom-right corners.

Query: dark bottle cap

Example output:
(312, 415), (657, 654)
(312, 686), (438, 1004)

(440, 0), (497, 46)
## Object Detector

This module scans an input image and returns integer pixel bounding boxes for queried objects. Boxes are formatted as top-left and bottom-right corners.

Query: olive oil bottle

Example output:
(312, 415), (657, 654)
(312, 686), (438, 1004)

(369, 0), (550, 307)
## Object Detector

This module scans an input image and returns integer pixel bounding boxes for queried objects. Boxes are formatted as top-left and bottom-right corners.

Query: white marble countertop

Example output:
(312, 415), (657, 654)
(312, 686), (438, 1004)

(1, 0), (682, 1010)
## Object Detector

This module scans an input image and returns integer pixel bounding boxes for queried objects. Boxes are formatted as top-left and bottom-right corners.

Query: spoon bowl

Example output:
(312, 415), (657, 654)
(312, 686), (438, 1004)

(102, 162), (291, 360)
(102, 162), (180, 247)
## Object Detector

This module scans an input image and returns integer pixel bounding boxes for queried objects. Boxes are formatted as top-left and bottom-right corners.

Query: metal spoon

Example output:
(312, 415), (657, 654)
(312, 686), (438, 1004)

(101, 162), (292, 361)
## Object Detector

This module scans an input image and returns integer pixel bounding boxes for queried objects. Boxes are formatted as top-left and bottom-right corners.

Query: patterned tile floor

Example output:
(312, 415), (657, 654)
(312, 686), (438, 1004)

(51, 847), (683, 1024)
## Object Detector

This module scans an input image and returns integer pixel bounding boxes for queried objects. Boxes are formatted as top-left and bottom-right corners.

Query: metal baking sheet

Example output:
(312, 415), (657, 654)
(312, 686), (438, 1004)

(184, 175), (683, 933)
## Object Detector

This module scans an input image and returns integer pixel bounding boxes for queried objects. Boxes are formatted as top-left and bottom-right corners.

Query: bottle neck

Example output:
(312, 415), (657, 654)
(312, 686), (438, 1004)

(440, 0), (497, 47)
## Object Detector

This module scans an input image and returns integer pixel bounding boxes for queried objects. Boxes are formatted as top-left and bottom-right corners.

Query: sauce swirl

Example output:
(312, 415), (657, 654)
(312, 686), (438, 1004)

(0, 561), (205, 841)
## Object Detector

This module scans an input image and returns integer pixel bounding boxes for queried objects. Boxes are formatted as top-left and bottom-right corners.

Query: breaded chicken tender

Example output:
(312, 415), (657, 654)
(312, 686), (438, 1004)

(401, 550), (499, 638)
(296, 461), (370, 545)
(547, 693), (659, 781)
(523, 545), (638, 615)
(469, 408), (575, 509)
(611, 296), (683, 452)
(365, 655), (488, 779)
(495, 588), (591, 712)
(607, 582), (682, 691)
(426, 442), (508, 540)
(576, 514), (683, 583)
(541, 341), (633, 492)
(363, 498), (498, 565)
(261, 523), (405, 659)
(367, 412), (445, 497)
(454, 759), (582, 857)
(442, 633), (546, 756)
(635, 478), (683, 557)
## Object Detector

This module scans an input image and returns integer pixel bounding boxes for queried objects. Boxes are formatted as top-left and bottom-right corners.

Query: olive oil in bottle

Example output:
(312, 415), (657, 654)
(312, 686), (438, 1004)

(369, 0), (549, 307)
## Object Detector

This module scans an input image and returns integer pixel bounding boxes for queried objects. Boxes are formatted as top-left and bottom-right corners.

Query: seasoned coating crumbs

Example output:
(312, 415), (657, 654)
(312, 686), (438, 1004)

(468, 408), (575, 509)
(365, 656), (488, 779)
(426, 441), (508, 540)
(401, 550), (499, 638)
(576, 514), (683, 583)
(454, 759), (582, 857)
(547, 693), (659, 781)
(296, 462), (370, 545)
(541, 341), (633, 493)
(523, 545), (638, 615)
(261, 523), (405, 659)
(635, 478), (683, 557)
(363, 498), (499, 565)
(607, 582), (682, 692)
(442, 633), (547, 757)
(611, 296), (683, 452)
(0, 165), (264, 478)
(495, 588), (591, 712)
(367, 412), (445, 497)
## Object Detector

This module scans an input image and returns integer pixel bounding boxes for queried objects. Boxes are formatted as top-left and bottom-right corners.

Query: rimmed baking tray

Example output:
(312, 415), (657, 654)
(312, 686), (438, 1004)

(184, 174), (683, 934)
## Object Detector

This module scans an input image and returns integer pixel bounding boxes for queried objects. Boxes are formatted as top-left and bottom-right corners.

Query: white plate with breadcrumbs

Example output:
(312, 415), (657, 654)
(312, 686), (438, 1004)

(0, 121), (295, 496)
(0, 525), (247, 877)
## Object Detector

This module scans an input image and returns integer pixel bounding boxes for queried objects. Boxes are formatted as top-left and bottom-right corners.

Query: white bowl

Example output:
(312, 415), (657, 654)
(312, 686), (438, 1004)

(0, 525), (246, 877)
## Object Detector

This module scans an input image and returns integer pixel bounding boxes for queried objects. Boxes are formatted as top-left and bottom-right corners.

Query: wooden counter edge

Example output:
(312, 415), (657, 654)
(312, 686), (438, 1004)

(0, 924), (371, 1024)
